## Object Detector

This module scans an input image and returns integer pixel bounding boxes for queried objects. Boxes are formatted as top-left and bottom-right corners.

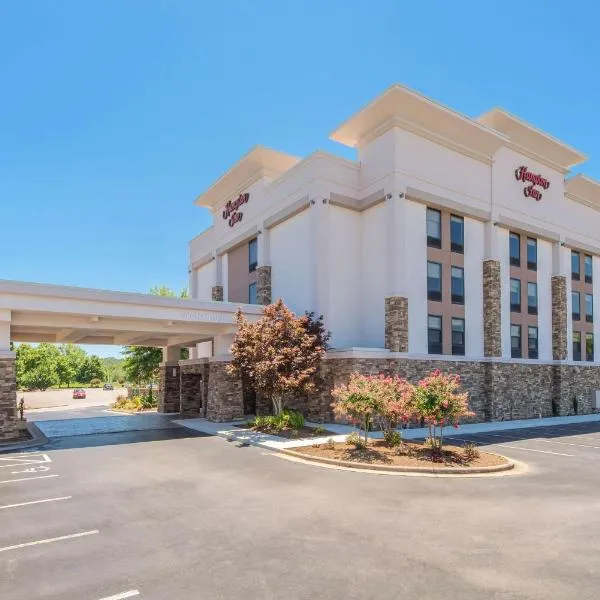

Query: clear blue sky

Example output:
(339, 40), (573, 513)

(1, 0), (599, 357)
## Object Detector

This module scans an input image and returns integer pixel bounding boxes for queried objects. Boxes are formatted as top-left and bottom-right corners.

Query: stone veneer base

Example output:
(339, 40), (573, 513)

(0, 357), (18, 441)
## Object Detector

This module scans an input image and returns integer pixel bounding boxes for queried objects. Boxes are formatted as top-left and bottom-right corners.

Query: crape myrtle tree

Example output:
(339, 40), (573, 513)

(228, 299), (331, 415)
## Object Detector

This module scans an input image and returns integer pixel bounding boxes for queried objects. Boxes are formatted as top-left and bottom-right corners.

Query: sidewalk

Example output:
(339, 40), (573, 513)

(174, 413), (600, 451)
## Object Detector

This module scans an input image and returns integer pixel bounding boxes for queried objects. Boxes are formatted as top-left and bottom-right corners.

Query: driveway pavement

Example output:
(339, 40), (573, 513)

(1, 414), (600, 599)
(22, 387), (125, 411)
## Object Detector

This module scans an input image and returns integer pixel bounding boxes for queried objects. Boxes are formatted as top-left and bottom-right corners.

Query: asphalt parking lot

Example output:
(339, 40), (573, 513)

(2, 412), (600, 600)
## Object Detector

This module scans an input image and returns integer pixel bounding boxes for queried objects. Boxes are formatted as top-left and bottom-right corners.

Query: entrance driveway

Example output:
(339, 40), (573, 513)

(1, 417), (600, 599)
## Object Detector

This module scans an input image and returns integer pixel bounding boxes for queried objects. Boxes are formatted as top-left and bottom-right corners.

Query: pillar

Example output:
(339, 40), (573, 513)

(205, 360), (244, 421)
(256, 266), (271, 305)
(211, 254), (224, 301)
(158, 346), (181, 413)
(180, 363), (206, 416)
(384, 296), (408, 352)
(211, 286), (224, 301)
(551, 276), (568, 361)
(483, 259), (502, 357)
(0, 310), (17, 440)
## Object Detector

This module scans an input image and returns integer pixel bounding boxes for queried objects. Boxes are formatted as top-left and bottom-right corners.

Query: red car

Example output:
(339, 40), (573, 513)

(72, 388), (86, 399)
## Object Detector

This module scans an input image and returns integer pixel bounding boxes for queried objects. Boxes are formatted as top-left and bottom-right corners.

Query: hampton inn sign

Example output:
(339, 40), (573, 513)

(515, 165), (550, 201)
(222, 192), (250, 227)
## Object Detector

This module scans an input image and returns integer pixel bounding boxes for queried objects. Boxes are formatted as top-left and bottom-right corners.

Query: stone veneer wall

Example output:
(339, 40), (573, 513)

(158, 364), (181, 413)
(211, 286), (224, 302)
(180, 362), (210, 416)
(552, 275), (568, 360)
(0, 357), (18, 441)
(256, 266), (272, 306)
(205, 361), (244, 422)
(384, 297), (408, 352)
(483, 259), (502, 357)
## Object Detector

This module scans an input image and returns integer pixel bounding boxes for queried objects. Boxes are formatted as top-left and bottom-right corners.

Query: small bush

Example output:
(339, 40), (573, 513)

(383, 429), (402, 447)
(90, 378), (102, 388)
(314, 425), (326, 435)
(325, 437), (335, 450)
(346, 431), (365, 450)
(111, 394), (156, 412)
(283, 409), (304, 431)
(462, 443), (480, 463)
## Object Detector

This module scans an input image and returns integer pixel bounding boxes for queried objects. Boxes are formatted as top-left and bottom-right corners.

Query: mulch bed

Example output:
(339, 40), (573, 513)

(239, 424), (335, 440)
(293, 439), (507, 469)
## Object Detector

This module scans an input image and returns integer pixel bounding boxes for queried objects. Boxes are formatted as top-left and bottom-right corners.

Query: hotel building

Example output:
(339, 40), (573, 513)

(188, 83), (600, 422)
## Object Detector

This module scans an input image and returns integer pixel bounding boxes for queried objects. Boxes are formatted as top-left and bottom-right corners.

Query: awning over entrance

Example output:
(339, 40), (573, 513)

(0, 279), (262, 350)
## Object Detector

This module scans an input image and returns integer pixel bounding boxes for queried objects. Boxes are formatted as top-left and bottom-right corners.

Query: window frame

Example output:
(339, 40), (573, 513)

(572, 250), (581, 281)
(528, 326), (539, 359)
(510, 278), (521, 313)
(426, 208), (442, 249)
(248, 238), (258, 273)
(526, 237), (537, 271)
(509, 232), (521, 267)
(527, 281), (538, 316)
(586, 333), (594, 362)
(427, 314), (443, 355)
(586, 293), (594, 323)
(451, 317), (465, 356)
(248, 282), (258, 305)
(573, 331), (582, 362)
(585, 255), (593, 284)
(572, 291), (581, 321)
(450, 265), (465, 305)
(427, 261), (443, 302)
(511, 324), (522, 359)
(450, 214), (464, 254)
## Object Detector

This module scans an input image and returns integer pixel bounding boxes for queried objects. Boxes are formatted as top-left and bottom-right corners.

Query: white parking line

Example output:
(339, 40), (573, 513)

(97, 590), (140, 600)
(0, 474), (59, 484)
(534, 439), (600, 450)
(0, 496), (72, 510)
(496, 444), (574, 457)
(0, 530), (99, 553)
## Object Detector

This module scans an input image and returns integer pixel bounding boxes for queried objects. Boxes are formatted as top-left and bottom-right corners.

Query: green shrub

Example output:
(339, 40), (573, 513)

(462, 443), (480, 463)
(313, 425), (325, 435)
(325, 437), (335, 450)
(383, 429), (402, 447)
(346, 431), (365, 450)
(111, 393), (156, 412)
(140, 393), (157, 409)
(282, 409), (304, 430)
(90, 378), (102, 388)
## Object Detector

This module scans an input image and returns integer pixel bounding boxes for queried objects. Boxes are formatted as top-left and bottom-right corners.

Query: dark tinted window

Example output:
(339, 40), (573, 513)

(527, 282), (538, 315)
(426, 209), (442, 248)
(450, 215), (464, 253)
(451, 318), (465, 356)
(572, 291), (581, 321)
(528, 326), (538, 359)
(527, 238), (537, 271)
(573, 331), (582, 361)
(510, 278), (521, 312)
(572, 250), (580, 280)
(586, 333), (594, 362)
(248, 282), (257, 304)
(585, 255), (593, 283)
(451, 266), (464, 304)
(248, 238), (258, 272)
(428, 315), (442, 354)
(510, 233), (520, 267)
(511, 325), (522, 358)
(586, 294), (594, 323)
(427, 262), (442, 301)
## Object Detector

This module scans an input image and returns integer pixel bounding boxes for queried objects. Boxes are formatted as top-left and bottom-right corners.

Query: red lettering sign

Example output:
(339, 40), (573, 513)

(514, 166), (550, 201)
(222, 193), (249, 227)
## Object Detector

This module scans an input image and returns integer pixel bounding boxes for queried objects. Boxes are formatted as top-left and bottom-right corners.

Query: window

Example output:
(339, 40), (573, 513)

(527, 238), (537, 271)
(511, 324), (522, 358)
(573, 331), (582, 362)
(510, 278), (521, 313)
(428, 315), (443, 354)
(248, 282), (257, 305)
(585, 255), (593, 284)
(426, 208), (442, 248)
(510, 232), (521, 267)
(528, 326), (538, 359)
(451, 266), (465, 304)
(427, 261), (442, 301)
(248, 238), (258, 272)
(586, 333), (594, 362)
(527, 282), (538, 315)
(450, 215), (464, 253)
(451, 318), (465, 356)
(586, 294), (594, 323)
(572, 291), (581, 321)
(572, 250), (580, 280)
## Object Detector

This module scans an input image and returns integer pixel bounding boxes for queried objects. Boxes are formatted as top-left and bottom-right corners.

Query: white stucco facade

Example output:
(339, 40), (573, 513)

(189, 83), (600, 366)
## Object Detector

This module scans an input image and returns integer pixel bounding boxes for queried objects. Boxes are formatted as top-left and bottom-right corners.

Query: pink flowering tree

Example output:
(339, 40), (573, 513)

(332, 373), (415, 447)
(412, 370), (473, 453)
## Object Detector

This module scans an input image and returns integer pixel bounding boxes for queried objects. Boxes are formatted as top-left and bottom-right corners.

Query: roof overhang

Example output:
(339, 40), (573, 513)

(565, 174), (600, 210)
(329, 84), (507, 161)
(478, 109), (586, 172)
(194, 146), (300, 209)
(0, 280), (261, 347)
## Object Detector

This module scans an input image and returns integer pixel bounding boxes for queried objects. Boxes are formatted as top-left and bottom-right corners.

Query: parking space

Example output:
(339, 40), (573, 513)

(2, 417), (600, 599)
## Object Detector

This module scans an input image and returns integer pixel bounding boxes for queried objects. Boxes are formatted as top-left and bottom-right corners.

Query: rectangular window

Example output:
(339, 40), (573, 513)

(428, 315), (443, 355)
(427, 261), (442, 301)
(451, 266), (465, 305)
(511, 324), (522, 359)
(426, 208), (442, 249)
(586, 333), (594, 362)
(450, 215), (464, 253)
(573, 331), (582, 362)
(528, 326), (538, 359)
(451, 317), (465, 356)
(527, 238), (537, 271)
(248, 238), (258, 272)
(572, 250), (580, 280)
(527, 282), (538, 315)
(248, 282), (257, 305)
(510, 232), (521, 267)
(585, 255), (593, 284)
(510, 278), (521, 313)
(572, 291), (581, 321)
(586, 293), (594, 323)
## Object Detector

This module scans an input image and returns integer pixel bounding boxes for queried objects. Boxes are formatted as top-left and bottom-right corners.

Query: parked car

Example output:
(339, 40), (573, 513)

(103, 383), (114, 391)
(72, 388), (86, 399)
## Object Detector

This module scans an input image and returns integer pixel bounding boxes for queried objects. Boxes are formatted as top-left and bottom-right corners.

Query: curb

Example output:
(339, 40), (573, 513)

(0, 422), (48, 453)
(280, 448), (515, 475)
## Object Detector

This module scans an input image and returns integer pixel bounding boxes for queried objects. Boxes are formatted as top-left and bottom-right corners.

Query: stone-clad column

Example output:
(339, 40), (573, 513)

(483, 259), (502, 357)
(385, 296), (408, 352)
(256, 266), (271, 305)
(158, 346), (181, 413)
(0, 356), (18, 441)
(552, 275), (568, 360)
(211, 286), (224, 301)
(205, 360), (244, 421)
